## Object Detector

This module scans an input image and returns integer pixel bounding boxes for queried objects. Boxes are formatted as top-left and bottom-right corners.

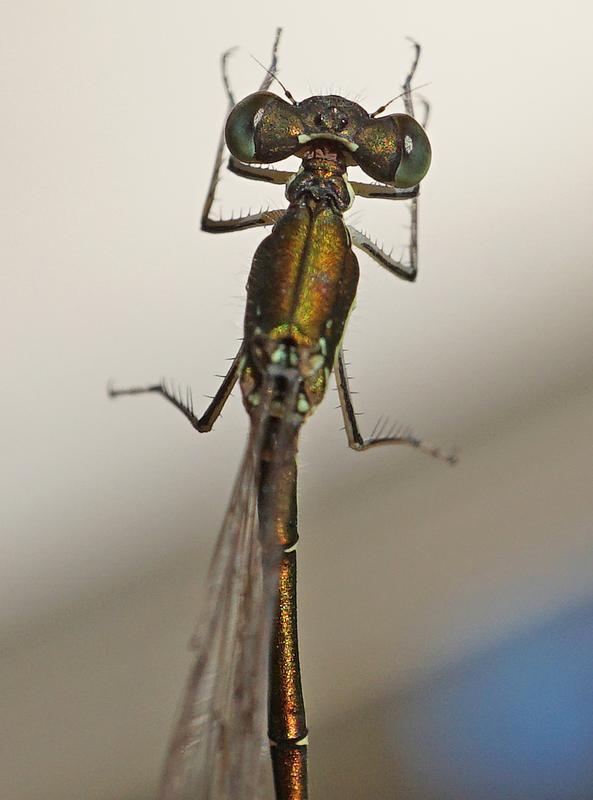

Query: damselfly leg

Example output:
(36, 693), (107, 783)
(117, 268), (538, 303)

(201, 32), (288, 234)
(108, 35), (287, 423)
(108, 345), (243, 432)
(347, 40), (426, 282)
(335, 349), (457, 463)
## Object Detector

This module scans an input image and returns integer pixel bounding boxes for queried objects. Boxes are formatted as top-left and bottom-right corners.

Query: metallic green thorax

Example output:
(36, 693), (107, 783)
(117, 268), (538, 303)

(240, 151), (358, 417)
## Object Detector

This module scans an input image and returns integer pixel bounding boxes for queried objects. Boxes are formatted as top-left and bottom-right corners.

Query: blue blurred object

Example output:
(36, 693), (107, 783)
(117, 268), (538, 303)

(389, 600), (593, 799)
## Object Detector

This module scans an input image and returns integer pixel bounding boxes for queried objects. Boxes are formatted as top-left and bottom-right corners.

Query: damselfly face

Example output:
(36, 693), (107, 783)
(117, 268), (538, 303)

(226, 91), (431, 188)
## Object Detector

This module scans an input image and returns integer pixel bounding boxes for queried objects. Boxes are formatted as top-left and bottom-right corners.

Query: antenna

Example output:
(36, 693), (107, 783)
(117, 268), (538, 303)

(370, 83), (430, 117)
(250, 54), (298, 105)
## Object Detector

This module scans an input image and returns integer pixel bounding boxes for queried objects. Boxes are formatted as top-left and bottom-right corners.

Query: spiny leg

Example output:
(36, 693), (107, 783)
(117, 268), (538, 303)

(335, 349), (456, 464)
(348, 224), (417, 282)
(417, 95), (430, 128)
(108, 346), (244, 434)
(227, 156), (294, 186)
(350, 181), (418, 201)
(401, 37), (431, 128)
(224, 30), (296, 190)
(202, 30), (286, 234)
(402, 38), (421, 118)
(398, 37), (426, 276)
(202, 206), (285, 234)
(348, 41), (428, 281)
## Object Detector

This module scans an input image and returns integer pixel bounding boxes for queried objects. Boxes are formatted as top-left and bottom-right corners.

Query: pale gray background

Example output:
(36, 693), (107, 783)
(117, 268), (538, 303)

(2, 1), (593, 798)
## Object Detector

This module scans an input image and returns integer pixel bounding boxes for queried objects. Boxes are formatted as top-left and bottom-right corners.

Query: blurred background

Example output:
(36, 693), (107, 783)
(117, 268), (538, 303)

(2, 1), (593, 798)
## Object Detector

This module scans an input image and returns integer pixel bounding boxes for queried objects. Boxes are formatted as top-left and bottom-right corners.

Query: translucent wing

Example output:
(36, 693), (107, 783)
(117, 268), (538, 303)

(159, 405), (283, 800)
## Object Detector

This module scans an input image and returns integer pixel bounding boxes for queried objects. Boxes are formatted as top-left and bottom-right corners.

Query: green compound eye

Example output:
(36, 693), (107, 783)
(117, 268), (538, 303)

(391, 113), (432, 188)
(225, 92), (276, 162)
(225, 92), (304, 164)
(352, 113), (431, 188)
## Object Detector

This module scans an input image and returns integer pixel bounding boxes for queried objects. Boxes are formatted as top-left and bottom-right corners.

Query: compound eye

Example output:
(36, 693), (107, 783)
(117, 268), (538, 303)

(391, 113), (431, 188)
(225, 92), (277, 162)
(353, 113), (431, 188)
(225, 92), (304, 163)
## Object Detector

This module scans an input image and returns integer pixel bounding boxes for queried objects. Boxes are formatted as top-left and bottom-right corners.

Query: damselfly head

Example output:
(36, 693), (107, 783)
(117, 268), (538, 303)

(225, 91), (431, 188)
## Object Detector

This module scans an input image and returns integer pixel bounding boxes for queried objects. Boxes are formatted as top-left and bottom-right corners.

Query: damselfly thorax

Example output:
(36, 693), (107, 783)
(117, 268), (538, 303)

(241, 148), (358, 419)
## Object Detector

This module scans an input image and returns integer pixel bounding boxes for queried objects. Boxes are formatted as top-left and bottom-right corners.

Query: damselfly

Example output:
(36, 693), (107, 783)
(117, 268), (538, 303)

(111, 27), (451, 800)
